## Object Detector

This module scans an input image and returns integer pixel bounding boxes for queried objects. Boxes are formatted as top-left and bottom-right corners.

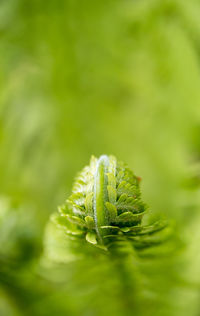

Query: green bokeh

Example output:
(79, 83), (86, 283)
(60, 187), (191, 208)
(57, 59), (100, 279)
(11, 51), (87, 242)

(1, 1), (200, 315)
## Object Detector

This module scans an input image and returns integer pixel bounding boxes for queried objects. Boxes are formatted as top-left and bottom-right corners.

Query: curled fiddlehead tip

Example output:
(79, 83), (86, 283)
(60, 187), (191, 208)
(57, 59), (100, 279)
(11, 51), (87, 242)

(51, 155), (171, 254)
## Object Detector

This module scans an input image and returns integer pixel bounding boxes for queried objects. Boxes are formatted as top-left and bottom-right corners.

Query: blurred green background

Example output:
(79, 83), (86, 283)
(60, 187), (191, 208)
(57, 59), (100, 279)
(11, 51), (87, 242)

(1, 0), (200, 315)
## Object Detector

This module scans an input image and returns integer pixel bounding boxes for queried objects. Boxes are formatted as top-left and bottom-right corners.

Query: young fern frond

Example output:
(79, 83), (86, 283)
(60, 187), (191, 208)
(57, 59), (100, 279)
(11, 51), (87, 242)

(50, 155), (172, 258)
(43, 155), (181, 316)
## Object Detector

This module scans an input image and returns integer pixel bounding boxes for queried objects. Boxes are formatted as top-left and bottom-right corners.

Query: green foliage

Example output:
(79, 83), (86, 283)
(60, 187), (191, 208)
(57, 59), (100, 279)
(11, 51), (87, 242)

(44, 155), (180, 316)
(50, 155), (172, 256)
(1, 0), (200, 315)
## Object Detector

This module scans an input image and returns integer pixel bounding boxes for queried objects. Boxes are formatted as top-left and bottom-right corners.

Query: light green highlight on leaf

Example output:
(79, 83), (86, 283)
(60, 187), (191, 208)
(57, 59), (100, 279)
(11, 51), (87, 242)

(86, 232), (97, 245)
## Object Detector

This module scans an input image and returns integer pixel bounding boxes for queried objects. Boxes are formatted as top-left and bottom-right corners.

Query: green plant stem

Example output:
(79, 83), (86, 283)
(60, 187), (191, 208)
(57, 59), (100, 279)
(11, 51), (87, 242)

(113, 254), (139, 316)
(93, 155), (109, 243)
